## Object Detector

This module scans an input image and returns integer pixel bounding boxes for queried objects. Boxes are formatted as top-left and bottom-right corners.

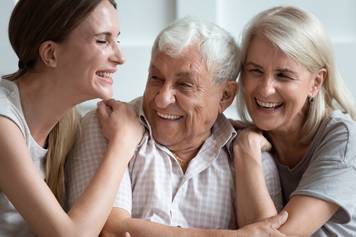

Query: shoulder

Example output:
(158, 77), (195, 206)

(313, 110), (356, 164)
(78, 109), (104, 140)
(0, 80), (26, 135)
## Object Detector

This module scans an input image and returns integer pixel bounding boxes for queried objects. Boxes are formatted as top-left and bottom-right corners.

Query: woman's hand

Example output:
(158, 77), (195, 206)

(233, 126), (271, 165)
(97, 99), (144, 150)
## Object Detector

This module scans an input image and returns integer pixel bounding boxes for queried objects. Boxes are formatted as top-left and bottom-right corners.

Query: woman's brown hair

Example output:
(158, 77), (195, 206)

(3, 0), (117, 205)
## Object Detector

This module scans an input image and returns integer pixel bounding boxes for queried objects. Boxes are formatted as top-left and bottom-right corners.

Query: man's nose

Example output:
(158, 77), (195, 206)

(154, 85), (176, 108)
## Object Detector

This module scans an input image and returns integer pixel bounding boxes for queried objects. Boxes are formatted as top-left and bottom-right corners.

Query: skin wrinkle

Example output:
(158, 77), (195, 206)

(143, 45), (227, 161)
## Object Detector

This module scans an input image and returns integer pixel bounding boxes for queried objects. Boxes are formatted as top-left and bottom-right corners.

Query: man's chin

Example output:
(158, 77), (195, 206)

(153, 133), (177, 147)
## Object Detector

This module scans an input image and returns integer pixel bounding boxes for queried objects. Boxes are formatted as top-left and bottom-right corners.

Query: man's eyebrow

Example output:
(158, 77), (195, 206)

(244, 61), (262, 68)
(176, 72), (192, 78)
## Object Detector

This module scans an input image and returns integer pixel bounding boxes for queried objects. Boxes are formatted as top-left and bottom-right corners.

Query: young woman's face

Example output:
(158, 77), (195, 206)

(241, 36), (319, 134)
(56, 0), (124, 101)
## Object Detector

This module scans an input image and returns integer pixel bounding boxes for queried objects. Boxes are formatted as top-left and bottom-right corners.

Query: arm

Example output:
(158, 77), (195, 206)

(233, 129), (339, 236)
(0, 100), (143, 237)
(278, 196), (338, 236)
(100, 208), (290, 237)
(234, 128), (277, 226)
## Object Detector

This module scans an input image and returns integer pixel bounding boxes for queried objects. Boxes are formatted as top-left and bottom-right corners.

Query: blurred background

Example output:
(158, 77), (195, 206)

(1, 0), (355, 118)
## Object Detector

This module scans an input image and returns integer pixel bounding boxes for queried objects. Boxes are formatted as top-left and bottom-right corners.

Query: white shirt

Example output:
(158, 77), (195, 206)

(0, 79), (47, 237)
(66, 98), (282, 228)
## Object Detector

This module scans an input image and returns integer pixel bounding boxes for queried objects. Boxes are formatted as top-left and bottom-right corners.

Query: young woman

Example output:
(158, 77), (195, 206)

(0, 0), (143, 236)
(234, 6), (356, 236)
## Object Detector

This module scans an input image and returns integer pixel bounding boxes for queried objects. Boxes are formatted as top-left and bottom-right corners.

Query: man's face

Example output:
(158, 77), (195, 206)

(143, 45), (226, 152)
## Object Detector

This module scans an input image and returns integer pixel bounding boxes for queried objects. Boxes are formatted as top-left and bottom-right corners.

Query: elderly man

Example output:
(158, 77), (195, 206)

(66, 17), (284, 236)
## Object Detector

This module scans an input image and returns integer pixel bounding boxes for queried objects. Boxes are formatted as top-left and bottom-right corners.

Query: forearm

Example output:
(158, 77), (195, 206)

(102, 217), (239, 237)
(68, 142), (134, 235)
(234, 148), (277, 226)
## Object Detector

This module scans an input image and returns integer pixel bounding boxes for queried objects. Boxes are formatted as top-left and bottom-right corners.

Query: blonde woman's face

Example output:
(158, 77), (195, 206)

(55, 0), (124, 101)
(241, 36), (318, 134)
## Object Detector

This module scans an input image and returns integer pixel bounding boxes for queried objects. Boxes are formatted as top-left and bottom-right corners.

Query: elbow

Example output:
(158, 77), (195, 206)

(100, 228), (117, 237)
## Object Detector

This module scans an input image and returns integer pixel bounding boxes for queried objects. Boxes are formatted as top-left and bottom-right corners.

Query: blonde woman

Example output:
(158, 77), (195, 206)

(234, 6), (356, 236)
(0, 0), (143, 236)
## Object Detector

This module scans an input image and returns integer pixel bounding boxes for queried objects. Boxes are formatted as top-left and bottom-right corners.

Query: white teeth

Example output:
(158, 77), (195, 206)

(157, 112), (181, 120)
(256, 99), (282, 108)
(96, 71), (113, 78)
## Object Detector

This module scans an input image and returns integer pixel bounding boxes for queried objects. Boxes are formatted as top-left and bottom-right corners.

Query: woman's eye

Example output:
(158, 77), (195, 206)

(277, 73), (294, 80)
(96, 39), (108, 44)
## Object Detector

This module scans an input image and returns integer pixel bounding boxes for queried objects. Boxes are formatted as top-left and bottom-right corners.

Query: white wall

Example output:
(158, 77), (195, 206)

(1, 0), (355, 118)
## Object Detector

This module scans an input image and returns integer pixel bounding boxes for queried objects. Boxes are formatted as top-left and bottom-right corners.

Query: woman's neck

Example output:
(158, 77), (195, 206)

(16, 73), (76, 146)
(267, 129), (309, 169)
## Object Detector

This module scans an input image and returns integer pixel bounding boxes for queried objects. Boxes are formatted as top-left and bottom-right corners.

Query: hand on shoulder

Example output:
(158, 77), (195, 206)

(96, 99), (144, 149)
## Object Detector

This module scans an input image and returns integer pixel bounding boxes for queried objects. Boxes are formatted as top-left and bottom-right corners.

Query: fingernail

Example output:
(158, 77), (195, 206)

(280, 211), (288, 224)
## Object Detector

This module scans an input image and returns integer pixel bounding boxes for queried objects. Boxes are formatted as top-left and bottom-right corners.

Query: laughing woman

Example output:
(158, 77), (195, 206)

(0, 0), (143, 236)
(233, 6), (356, 237)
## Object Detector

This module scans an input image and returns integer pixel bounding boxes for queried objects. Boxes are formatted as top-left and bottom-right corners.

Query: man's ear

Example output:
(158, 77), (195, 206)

(309, 68), (326, 97)
(219, 80), (238, 113)
(38, 40), (58, 68)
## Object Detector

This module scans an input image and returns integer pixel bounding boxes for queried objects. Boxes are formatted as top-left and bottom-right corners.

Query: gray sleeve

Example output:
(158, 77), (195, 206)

(292, 120), (356, 224)
(261, 152), (283, 211)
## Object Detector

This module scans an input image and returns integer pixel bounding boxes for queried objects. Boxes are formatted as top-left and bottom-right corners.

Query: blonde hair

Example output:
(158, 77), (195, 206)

(46, 109), (80, 205)
(237, 6), (356, 143)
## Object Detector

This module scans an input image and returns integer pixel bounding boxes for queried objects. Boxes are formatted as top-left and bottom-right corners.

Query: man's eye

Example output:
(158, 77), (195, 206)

(149, 76), (163, 83)
(249, 69), (263, 75)
(179, 83), (193, 88)
(150, 76), (159, 80)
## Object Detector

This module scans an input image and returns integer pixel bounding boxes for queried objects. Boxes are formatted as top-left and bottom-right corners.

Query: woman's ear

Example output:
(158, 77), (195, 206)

(309, 68), (327, 97)
(38, 41), (58, 68)
(219, 81), (238, 113)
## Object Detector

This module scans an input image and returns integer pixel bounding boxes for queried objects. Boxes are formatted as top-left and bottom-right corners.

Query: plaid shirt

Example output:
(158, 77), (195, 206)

(66, 98), (282, 229)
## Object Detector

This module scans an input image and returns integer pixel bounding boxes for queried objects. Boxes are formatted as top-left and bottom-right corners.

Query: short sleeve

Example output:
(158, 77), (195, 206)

(261, 152), (283, 211)
(292, 119), (356, 223)
(113, 167), (132, 215)
(65, 110), (108, 207)
(0, 98), (26, 138)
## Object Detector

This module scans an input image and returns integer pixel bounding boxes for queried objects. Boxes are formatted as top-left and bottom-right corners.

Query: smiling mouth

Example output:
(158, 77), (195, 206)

(255, 98), (283, 110)
(96, 71), (114, 84)
(156, 111), (182, 120)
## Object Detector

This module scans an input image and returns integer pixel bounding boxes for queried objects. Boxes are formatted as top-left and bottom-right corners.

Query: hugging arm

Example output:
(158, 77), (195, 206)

(0, 100), (142, 237)
(100, 208), (289, 237)
(233, 128), (340, 236)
